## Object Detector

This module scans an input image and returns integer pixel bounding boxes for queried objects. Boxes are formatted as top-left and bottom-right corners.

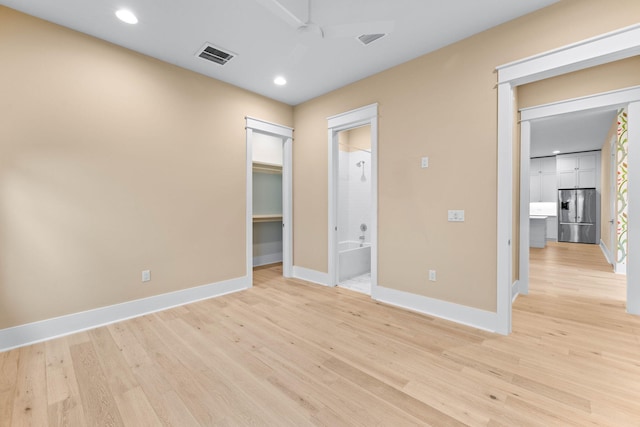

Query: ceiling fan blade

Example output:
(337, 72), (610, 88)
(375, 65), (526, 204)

(322, 21), (395, 39)
(254, 0), (307, 28)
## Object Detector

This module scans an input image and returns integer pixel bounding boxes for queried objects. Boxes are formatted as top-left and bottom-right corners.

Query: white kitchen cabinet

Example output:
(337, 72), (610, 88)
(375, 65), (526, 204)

(530, 156), (557, 202)
(556, 152), (598, 189)
(541, 173), (557, 203)
(530, 216), (547, 248)
(530, 174), (541, 203)
(546, 216), (558, 240)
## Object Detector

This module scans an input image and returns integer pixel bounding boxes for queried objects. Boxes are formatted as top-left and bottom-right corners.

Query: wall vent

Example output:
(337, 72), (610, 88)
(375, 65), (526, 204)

(357, 33), (386, 46)
(196, 43), (236, 65)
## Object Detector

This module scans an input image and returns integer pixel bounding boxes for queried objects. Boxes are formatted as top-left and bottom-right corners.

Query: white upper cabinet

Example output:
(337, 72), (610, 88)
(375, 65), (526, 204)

(540, 157), (556, 173)
(530, 156), (557, 203)
(530, 173), (542, 203)
(556, 152), (598, 189)
(541, 173), (557, 202)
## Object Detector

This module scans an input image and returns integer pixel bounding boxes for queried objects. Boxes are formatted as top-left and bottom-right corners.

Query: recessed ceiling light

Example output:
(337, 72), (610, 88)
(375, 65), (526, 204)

(274, 76), (287, 86)
(116, 9), (138, 24)
(552, 150), (561, 154)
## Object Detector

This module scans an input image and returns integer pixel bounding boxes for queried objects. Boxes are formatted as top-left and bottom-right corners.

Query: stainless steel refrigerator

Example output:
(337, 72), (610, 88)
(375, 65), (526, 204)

(558, 188), (597, 244)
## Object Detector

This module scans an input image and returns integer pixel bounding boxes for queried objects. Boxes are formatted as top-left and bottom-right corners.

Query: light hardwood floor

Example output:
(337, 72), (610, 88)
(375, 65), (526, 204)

(2, 243), (639, 426)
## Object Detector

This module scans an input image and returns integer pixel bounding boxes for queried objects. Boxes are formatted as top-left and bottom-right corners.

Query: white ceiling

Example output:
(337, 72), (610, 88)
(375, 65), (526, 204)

(1, 0), (559, 105)
(530, 109), (618, 158)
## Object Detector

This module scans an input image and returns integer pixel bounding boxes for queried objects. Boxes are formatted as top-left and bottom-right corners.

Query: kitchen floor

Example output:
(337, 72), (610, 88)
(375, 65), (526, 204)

(525, 240), (624, 304)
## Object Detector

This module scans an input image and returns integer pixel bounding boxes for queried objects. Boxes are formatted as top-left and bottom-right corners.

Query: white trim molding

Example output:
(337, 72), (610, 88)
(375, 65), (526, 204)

(520, 86), (640, 122)
(600, 239), (615, 267)
(496, 24), (640, 334)
(327, 104), (378, 131)
(518, 120), (531, 297)
(245, 117), (293, 136)
(253, 254), (283, 267)
(496, 82), (514, 335)
(497, 24), (640, 86)
(626, 101), (640, 313)
(0, 276), (250, 352)
(374, 286), (499, 333)
(292, 266), (331, 287)
(245, 117), (294, 281)
(511, 280), (521, 303)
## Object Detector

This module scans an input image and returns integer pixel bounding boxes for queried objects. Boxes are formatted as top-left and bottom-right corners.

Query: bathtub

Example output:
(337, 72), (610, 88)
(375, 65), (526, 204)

(338, 241), (371, 282)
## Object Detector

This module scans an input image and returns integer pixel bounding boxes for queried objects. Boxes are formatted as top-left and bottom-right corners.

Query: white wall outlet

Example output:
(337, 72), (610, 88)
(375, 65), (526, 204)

(429, 270), (436, 282)
(421, 156), (429, 169)
(142, 270), (151, 282)
(447, 210), (465, 222)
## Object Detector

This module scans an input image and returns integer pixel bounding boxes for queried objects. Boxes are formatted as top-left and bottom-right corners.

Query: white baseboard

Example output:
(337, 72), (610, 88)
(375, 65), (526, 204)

(0, 276), (250, 352)
(292, 266), (331, 287)
(600, 239), (615, 267)
(616, 263), (627, 275)
(253, 253), (283, 267)
(511, 280), (520, 302)
(373, 286), (498, 333)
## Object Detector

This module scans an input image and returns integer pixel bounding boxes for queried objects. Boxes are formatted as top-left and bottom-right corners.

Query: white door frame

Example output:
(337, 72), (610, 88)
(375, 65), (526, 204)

(518, 87), (640, 296)
(610, 136), (618, 270)
(609, 134), (620, 273)
(496, 23), (640, 334)
(327, 104), (378, 294)
(245, 117), (294, 283)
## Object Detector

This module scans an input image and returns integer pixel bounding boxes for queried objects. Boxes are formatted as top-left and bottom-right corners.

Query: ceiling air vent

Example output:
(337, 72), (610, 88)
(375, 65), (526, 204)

(196, 43), (235, 65)
(357, 33), (386, 46)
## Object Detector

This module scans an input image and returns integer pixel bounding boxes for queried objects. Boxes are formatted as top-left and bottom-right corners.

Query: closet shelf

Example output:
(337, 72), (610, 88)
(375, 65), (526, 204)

(253, 214), (283, 223)
(252, 161), (282, 174)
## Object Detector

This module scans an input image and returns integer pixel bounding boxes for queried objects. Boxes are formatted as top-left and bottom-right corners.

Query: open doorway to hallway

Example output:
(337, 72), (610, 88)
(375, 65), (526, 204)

(527, 108), (619, 262)
(518, 99), (634, 327)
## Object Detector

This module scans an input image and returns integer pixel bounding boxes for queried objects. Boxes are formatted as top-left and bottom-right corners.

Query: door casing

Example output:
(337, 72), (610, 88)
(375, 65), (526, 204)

(327, 104), (379, 295)
(245, 117), (294, 284)
(496, 23), (640, 334)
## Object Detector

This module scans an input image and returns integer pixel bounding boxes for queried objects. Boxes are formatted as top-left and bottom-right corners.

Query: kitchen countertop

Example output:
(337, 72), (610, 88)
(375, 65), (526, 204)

(530, 215), (548, 220)
(530, 202), (556, 217)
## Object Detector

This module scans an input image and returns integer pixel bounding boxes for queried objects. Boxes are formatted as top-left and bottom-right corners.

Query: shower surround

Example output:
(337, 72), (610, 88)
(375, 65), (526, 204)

(338, 148), (372, 282)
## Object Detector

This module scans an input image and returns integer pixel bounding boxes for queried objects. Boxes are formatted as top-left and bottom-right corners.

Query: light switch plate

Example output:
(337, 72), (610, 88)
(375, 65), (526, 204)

(448, 210), (465, 222)
(421, 156), (429, 168)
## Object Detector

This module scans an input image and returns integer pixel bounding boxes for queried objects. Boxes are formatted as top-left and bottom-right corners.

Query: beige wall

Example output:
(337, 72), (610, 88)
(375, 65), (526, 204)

(519, 56), (640, 109)
(292, 0), (640, 312)
(3, 0), (640, 331)
(0, 7), (292, 329)
(339, 126), (371, 152)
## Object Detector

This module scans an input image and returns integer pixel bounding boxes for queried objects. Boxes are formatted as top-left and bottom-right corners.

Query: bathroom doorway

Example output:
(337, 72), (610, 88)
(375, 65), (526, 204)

(336, 126), (372, 294)
(327, 103), (378, 297)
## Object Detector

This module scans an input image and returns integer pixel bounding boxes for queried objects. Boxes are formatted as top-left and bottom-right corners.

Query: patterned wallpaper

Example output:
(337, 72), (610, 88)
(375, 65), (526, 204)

(616, 109), (628, 267)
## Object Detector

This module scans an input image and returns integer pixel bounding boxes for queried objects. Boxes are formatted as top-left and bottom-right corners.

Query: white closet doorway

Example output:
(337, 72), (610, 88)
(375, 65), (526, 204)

(245, 118), (293, 284)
